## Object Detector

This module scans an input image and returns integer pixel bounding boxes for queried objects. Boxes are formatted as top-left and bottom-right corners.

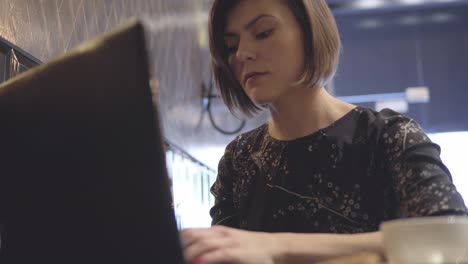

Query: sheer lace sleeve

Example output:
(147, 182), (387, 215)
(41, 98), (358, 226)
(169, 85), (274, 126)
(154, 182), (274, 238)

(209, 138), (240, 227)
(379, 112), (467, 217)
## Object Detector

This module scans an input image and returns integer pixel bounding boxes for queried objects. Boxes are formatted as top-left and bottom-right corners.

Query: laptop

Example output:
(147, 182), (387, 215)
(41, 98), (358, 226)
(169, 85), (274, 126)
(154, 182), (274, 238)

(0, 20), (184, 263)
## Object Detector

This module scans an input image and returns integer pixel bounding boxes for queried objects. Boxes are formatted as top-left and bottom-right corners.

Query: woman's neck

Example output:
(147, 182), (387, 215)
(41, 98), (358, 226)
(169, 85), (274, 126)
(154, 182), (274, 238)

(267, 86), (355, 141)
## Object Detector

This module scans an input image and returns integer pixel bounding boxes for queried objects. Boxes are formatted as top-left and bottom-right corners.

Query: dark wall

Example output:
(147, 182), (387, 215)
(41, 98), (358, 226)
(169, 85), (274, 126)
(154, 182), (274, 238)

(334, 4), (468, 132)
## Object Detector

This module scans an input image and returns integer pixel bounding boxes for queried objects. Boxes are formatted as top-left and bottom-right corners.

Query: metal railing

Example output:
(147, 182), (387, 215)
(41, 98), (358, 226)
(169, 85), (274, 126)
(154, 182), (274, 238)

(165, 142), (217, 229)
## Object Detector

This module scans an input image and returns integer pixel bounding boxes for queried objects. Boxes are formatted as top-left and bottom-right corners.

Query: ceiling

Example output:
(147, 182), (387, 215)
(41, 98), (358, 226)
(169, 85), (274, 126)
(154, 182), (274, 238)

(327, 0), (468, 15)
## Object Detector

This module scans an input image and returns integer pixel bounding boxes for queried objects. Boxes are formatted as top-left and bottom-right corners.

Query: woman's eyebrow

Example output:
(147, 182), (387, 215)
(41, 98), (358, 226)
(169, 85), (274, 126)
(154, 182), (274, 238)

(224, 14), (276, 37)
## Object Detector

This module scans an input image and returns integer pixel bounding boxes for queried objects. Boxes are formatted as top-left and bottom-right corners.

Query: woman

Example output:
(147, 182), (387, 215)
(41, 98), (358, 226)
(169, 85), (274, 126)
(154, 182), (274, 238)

(180, 0), (467, 263)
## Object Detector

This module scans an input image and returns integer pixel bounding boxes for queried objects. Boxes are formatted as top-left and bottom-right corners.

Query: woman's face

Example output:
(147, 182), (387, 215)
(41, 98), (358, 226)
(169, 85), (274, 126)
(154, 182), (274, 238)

(224, 0), (306, 106)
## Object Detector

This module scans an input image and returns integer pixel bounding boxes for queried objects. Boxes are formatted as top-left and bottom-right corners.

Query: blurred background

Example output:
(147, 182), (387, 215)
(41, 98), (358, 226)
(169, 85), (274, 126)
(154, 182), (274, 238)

(1, 0), (467, 228)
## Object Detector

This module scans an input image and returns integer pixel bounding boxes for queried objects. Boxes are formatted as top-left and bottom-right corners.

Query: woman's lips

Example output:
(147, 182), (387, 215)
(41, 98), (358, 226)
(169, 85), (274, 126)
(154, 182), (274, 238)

(244, 72), (269, 86)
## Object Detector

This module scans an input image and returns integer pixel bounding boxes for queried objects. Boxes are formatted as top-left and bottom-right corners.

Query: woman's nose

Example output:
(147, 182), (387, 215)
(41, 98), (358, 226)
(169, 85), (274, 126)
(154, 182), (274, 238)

(236, 41), (256, 62)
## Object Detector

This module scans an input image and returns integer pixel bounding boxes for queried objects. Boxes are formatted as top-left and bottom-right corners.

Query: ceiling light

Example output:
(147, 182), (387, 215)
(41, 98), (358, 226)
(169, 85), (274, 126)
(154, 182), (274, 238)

(398, 0), (426, 5)
(358, 19), (383, 29)
(431, 13), (454, 23)
(400, 15), (423, 25)
(353, 0), (387, 9)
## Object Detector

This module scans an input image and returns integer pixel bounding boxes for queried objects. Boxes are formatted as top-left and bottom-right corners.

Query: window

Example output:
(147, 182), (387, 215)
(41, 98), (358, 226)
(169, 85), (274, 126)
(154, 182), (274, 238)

(429, 131), (468, 203)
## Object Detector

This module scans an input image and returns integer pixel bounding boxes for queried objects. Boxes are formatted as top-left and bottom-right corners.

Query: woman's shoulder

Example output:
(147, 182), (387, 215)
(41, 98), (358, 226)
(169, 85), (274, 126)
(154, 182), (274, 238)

(223, 124), (269, 155)
(355, 107), (423, 135)
(356, 107), (431, 154)
(355, 107), (413, 126)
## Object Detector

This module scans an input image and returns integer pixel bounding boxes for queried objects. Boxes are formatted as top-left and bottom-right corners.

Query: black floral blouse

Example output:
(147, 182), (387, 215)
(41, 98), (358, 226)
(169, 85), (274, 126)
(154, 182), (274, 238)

(210, 107), (467, 233)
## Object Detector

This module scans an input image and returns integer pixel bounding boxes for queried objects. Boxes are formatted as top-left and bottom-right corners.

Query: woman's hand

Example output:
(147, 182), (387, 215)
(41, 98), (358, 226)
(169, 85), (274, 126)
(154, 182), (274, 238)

(180, 226), (384, 264)
(180, 225), (283, 264)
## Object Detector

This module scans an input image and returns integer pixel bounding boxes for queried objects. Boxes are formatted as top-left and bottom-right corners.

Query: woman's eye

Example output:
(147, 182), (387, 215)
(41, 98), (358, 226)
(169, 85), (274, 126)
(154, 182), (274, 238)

(226, 46), (238, 54)
(256, 30), (273, 40)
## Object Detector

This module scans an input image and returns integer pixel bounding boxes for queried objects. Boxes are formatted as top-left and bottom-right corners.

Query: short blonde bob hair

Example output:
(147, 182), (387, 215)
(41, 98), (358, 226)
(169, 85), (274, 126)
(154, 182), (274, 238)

(209, 0), (341, 117)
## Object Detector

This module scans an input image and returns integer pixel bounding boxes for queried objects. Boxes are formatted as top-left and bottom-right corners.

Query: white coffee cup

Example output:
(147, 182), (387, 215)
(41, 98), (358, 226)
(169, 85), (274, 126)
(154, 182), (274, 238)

(380, 216), (468, 264)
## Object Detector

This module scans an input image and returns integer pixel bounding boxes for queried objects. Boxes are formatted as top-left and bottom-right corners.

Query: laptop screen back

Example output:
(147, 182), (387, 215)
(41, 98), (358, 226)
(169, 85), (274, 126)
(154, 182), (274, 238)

(0, 20), (183, 263)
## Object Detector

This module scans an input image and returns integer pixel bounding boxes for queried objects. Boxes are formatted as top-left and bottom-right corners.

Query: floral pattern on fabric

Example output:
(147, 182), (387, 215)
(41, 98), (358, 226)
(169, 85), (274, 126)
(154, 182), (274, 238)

(210, 107), (467, 233)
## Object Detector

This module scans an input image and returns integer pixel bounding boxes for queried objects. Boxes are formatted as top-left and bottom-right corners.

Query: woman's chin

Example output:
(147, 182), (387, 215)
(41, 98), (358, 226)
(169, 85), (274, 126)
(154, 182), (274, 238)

(250, 97), (271, 106)
(246, 92), (274, 106)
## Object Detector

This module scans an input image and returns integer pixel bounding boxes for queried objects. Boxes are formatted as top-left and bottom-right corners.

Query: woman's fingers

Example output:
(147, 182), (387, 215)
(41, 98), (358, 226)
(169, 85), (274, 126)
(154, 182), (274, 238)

(180, 228), (219, 248)
(180, 226), (238, 263)
(184, 236), (238, 263)
(180, 226), (232, 248)
(180, 226), (277, 264)
(180, 228), (209, 248)
(194, 247), (241, 264)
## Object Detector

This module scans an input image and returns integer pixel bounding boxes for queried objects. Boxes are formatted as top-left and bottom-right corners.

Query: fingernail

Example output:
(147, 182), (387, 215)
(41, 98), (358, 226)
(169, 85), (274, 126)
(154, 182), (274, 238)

(192, 257), (203, 264)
